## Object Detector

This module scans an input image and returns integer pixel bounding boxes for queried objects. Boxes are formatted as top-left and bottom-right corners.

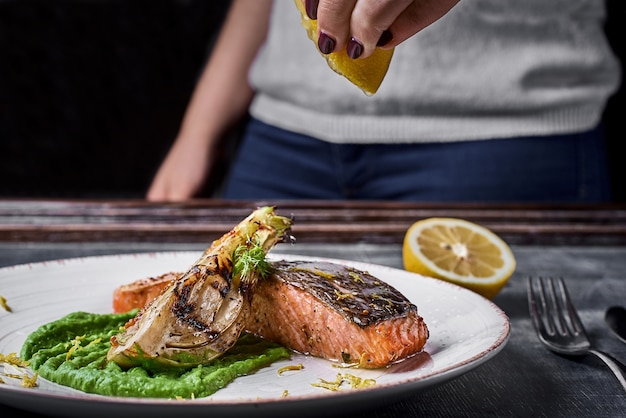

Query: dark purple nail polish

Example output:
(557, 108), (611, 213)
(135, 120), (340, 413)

(305, 0), (318, 20)
(377, 30), (393, 47)
(318, 32), (336, 54)
(347, 38), (363, 59)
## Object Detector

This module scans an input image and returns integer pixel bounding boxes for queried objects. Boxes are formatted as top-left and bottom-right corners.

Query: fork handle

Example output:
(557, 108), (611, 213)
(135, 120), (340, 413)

(589, 349), (626, 393)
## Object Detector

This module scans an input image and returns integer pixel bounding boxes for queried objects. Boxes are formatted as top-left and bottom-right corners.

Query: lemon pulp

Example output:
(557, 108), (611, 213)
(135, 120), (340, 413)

(402, 218), (516, 299)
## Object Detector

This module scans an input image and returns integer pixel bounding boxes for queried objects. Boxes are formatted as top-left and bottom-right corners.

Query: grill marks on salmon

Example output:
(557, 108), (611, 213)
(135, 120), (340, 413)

(248, 260), (428, 368)
(112, 260), (429, 368)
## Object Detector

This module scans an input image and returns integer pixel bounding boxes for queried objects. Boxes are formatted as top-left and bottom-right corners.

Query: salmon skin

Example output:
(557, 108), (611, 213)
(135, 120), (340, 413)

(248, 260), (428, 368)
(112, 260), (429, 368)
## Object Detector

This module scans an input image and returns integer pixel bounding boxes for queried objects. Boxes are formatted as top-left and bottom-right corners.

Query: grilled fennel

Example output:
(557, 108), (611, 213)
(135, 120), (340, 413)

(107, 206), (292, 370)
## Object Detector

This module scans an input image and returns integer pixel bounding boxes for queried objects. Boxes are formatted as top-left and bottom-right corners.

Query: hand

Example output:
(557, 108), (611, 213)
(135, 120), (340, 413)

(304, 0), (460, 58)
(146, 135), (213, 202)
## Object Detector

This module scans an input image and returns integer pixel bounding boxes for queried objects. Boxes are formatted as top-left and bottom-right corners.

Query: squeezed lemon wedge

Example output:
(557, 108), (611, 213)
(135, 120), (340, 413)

(294, 0), (394, 95)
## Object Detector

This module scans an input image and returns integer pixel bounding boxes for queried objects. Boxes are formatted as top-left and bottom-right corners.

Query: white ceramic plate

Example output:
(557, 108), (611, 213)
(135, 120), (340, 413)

(0, 252), (509, 417)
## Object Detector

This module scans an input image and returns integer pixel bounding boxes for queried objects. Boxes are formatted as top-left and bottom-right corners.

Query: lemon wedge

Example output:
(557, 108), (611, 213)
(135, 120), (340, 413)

(402, 218), (516, 299)
(294, 0), (394, 95)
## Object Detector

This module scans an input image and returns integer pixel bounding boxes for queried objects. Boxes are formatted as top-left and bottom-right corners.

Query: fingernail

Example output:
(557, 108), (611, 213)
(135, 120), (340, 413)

(305, 0), (318, 20)
(377, 30), (393, 47)
(347, 38), (363, 59)
(318, 31), (335, 54)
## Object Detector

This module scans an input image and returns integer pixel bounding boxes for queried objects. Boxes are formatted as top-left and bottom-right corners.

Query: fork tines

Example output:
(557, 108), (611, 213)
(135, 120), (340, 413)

(527, 276), (586, 343)
(528, 276), (626, 391)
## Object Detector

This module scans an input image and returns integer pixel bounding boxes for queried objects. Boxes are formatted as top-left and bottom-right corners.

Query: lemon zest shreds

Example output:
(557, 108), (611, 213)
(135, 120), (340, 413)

(21, 372), (38, 388)
(334, 289), (354, 300)
(349, 272), (364, 283)
(86, 337), (102, 347)
(1, 352), (38, 388)
(0, 295), (11, 312)
(343, 373), (376, 389)
(0, 352), (29, 368)
(277, 363), (304, 375)
(312, 373), (376, 391)
(311, 374), (343, 391)
(66, 335), (102, 361)
(66, 335), (86, 360)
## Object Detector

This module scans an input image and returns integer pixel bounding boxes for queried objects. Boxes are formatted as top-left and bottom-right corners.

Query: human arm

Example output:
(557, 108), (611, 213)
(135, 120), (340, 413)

(146, 0), (272, 201)
(302, 0), (460, 58)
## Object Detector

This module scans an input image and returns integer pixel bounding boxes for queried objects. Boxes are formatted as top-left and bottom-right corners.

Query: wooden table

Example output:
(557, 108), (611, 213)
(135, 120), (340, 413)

(1, 199), (626, 417)
(2, 199), (626, 245)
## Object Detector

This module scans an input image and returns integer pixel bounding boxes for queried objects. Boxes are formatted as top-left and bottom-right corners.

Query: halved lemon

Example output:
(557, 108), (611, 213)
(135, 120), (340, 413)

(294, 0), (394, 96)
(402, 218), (516, 299)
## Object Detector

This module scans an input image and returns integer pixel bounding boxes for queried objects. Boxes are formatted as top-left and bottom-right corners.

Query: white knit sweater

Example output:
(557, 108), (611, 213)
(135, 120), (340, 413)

(248, 0), (621, 144)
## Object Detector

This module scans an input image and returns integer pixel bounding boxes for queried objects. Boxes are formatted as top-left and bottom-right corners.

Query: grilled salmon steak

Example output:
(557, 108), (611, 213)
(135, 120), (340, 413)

(112, 260), (429, 369)
(112, 272), (179, 315)
(248, 260), (428, 368)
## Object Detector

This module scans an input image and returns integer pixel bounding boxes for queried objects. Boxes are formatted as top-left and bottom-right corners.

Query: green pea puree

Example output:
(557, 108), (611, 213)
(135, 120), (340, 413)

(20, 310), (290, 399)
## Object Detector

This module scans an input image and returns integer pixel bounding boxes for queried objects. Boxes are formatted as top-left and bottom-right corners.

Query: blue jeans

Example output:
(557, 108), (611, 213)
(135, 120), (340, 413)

(222, 118), (612, 202)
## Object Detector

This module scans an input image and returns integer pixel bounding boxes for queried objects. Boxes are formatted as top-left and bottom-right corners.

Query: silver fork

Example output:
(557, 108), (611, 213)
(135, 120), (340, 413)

(527, 276), (626, 392)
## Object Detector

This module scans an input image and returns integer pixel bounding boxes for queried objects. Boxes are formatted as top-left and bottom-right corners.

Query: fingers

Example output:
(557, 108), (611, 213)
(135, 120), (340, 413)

(310, 0), (460, 58)
(311, 0), (357, 53)
(348, 0), (413, 57)
(381, 0), (460, 49)
(145, 138), (211, 201)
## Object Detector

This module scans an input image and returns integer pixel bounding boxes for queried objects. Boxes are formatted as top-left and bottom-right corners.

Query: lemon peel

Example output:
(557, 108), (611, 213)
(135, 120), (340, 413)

(402, 217), (516, 299)
(294, 0), (394, 95)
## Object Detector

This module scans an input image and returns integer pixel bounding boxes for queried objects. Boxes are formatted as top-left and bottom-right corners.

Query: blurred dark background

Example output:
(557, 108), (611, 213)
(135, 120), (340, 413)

(0, 0), (231, 198)
(1, 0), (625, 201)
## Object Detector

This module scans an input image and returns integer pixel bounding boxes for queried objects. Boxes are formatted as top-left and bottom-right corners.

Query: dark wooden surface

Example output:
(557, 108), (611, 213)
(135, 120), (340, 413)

(1, 199), (626, 246)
